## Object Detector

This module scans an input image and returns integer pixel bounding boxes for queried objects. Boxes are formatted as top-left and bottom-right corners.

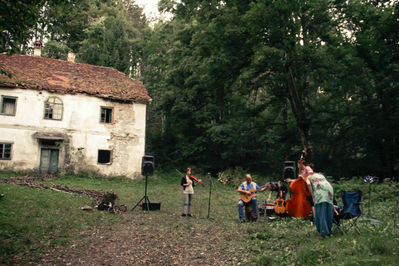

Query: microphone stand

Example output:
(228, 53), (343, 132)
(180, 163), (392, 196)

(207, 173), (213, 219)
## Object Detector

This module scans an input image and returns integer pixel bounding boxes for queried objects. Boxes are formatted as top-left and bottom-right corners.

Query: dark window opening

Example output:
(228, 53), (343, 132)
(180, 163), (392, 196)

(0, 143), (12, 160)
(1, 96), (16, 115)
(98, 150), (111, 164)
(100, 107), (113, 123)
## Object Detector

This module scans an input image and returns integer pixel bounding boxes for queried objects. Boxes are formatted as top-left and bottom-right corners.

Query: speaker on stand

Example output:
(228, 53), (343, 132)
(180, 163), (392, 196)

(132, 156), (159, 211)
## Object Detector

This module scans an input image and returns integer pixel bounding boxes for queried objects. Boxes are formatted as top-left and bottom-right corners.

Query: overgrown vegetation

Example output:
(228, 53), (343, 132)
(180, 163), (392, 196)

(1, 171), (398, 264)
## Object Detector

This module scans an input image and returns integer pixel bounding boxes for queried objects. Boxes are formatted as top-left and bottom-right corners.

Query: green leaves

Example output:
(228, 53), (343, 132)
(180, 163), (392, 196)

(0, 0), (45, 53)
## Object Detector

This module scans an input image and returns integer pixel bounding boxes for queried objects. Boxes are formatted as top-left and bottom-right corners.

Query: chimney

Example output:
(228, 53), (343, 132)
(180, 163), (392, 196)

(67, 51), (76, 63)
(33, 41), (42, 57)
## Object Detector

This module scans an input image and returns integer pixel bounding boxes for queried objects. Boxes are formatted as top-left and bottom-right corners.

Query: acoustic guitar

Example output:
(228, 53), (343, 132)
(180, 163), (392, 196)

(240, 185), (266, 203)
(274, 198), (286, 215)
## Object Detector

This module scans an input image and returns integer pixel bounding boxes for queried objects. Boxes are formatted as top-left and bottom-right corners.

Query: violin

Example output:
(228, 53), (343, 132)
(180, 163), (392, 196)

(189, 175), (204, 187)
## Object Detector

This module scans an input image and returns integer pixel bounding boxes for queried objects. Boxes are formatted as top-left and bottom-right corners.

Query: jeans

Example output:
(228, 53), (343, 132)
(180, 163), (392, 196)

(238, 197), (258, 221)
(183, 194), (193, 215)
(315, 202), (333, 236)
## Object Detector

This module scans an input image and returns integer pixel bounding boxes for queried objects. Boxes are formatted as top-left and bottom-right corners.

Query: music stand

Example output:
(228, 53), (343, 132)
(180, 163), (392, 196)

(360, 175), (381, 225)
(363, 175), (376, 217)
(131, 174), (151, 211)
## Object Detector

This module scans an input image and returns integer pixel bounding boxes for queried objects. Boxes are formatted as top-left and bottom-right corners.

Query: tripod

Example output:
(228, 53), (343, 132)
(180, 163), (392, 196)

(132, 175), (151, 211)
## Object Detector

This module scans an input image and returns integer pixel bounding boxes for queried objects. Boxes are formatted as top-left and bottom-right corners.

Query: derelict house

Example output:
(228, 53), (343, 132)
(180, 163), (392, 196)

(0, 50), (151, 178)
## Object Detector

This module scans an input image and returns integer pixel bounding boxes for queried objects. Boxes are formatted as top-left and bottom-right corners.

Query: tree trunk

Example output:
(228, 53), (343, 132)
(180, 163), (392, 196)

(285, 66), (313, 162)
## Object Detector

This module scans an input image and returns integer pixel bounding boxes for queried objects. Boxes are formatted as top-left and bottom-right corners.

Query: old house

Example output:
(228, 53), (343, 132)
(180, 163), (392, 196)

(0, 52), (151, 178)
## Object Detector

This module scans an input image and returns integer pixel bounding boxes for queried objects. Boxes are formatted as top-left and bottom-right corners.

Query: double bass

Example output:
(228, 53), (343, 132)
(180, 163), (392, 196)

(285, 151), (312, 218)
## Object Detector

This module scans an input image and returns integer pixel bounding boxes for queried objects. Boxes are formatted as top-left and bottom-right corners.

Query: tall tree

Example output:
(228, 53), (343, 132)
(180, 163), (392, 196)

(0, 0), (45, 53)
(343, 0), (399, 177)
(137, 0), (399, 177)
(78, 0), (146, 75)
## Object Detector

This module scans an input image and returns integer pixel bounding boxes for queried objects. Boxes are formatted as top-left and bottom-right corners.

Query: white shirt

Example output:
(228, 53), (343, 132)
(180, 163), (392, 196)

(184, 176), (194, 194)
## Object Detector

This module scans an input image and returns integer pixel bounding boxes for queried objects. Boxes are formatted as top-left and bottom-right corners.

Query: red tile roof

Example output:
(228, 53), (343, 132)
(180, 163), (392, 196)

(0, 54), (151, 103)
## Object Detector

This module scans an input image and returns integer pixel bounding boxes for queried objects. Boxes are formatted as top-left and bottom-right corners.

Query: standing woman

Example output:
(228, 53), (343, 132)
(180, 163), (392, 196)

(181, 168), (202, 217)
(303, 165), (334, 236)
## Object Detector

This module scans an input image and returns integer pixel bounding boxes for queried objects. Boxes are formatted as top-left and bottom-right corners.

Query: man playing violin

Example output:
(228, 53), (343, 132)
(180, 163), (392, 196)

(237, 174), (267, 222)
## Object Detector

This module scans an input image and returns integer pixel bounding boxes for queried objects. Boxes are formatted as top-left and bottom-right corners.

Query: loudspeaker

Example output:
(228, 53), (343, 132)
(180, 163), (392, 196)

(141, 155), (154, 176)
(283, 161), (296, 179)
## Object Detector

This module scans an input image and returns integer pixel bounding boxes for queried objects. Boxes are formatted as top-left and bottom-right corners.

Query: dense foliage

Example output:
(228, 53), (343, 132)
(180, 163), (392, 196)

(144, 0), (398, 179)
(1, 0), (398, 179)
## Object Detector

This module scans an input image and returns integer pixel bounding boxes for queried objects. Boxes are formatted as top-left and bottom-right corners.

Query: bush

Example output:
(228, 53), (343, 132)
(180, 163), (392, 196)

(217, 167), (246, 186)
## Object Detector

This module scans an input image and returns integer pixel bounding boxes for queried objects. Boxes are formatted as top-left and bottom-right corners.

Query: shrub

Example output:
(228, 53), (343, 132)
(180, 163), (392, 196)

(217, 167), (246, 186)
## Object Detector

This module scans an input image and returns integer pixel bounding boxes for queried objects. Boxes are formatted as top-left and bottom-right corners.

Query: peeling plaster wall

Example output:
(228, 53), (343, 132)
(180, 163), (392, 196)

(0, 88), (147, 178)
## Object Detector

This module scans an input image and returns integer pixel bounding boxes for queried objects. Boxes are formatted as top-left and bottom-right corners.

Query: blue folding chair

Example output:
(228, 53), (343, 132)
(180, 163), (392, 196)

(338, 190), (364, 234)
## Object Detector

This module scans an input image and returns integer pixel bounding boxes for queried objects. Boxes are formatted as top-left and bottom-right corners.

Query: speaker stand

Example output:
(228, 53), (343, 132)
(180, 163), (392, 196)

(132, 175), (151, 211)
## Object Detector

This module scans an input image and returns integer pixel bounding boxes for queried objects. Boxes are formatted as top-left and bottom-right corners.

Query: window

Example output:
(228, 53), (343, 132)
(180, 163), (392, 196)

(98, 150), (112, 164)
(100, 107), (113, 123)
(1, 96), (17, 115)
(0, 143), (12, 160)
(44, 97), (63, 120)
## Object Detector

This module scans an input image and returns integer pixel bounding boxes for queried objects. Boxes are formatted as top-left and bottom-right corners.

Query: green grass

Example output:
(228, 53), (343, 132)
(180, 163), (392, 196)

(0, 182), (117, 261)
(1, 171), (398, 265)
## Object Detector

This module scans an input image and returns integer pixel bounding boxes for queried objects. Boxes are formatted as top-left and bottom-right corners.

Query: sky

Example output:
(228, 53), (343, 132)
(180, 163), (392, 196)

(135, 0), (160, 20)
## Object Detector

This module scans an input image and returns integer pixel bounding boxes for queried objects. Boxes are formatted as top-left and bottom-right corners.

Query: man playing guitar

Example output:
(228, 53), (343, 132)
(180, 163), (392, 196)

(237, 174), (267, 222)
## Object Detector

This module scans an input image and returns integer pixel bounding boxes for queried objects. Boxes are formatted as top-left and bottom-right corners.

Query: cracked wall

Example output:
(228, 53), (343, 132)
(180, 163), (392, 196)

(0, 88), (147, 178)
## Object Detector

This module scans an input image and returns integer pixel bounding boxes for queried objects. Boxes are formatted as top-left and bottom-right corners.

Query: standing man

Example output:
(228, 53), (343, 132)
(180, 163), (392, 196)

(303, 165), (334, 236)
(237, 174), (266, 222)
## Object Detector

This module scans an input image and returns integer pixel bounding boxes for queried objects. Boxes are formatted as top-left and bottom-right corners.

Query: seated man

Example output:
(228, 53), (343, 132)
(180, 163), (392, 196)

(237, 174), (266, 222)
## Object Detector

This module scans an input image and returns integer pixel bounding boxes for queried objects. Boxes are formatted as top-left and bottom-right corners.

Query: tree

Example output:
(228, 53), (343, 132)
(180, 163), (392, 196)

(0, 0), (45, 53)
(78, 0), (146, 75)
(341, 0), (399, 177)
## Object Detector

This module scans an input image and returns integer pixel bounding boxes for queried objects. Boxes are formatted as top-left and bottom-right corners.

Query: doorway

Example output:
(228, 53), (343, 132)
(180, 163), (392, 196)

(40, 148), (59, 174)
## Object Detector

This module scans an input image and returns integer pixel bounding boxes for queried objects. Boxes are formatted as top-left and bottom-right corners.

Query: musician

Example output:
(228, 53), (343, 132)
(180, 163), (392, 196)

(302, 165), (334, 236)
(284, 153), (313, 218)
(237, 174), (267, 222)
(266, 180), (288, 202)
(181, 168), (202, 217)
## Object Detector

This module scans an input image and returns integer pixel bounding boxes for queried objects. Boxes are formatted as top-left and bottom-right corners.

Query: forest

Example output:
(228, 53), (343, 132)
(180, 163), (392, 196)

(1, 0), (398, 179)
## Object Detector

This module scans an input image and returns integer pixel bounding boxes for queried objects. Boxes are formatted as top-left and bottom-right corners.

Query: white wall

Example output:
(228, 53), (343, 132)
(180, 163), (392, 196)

(0, 88), (147, 178)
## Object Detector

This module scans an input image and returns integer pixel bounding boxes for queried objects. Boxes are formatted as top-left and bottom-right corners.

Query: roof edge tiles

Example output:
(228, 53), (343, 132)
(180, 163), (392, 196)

(0, 54), (151, 104)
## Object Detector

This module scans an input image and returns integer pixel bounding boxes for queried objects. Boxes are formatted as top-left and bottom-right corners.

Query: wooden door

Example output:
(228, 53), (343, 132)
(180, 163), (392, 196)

(40, 149), (59, 174)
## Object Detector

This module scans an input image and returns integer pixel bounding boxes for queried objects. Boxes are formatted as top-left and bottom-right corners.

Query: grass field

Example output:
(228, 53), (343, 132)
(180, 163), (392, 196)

(0, 171), (398, 265)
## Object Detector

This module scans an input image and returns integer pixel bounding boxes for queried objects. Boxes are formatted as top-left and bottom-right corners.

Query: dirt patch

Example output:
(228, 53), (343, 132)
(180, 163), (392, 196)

(37, 211), (243, 265)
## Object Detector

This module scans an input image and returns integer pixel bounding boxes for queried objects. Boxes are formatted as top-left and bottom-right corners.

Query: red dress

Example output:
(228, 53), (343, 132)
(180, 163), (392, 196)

(285, 177), (311, 218)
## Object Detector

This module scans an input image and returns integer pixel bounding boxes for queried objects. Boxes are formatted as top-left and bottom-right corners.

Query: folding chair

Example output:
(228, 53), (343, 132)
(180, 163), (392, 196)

(337, 190), (364, 234)
(332, 199), (345, 234)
